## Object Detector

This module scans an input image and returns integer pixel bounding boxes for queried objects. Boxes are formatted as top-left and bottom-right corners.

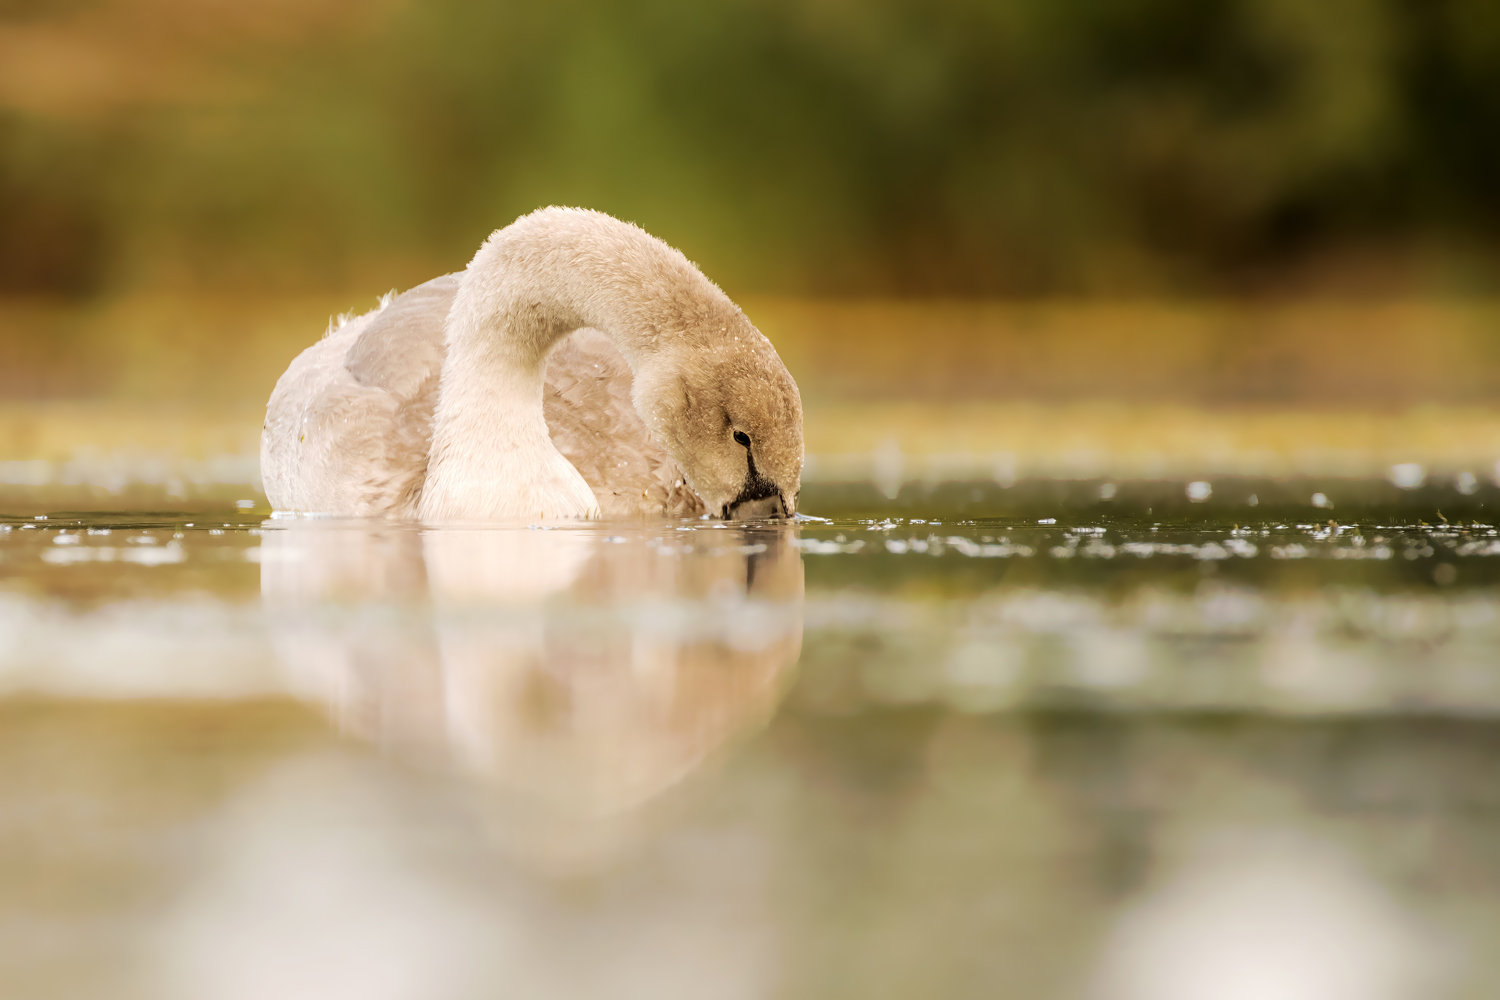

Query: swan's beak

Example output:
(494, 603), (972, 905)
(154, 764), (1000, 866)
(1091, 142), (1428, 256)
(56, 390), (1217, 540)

(726, 492), (790, 521)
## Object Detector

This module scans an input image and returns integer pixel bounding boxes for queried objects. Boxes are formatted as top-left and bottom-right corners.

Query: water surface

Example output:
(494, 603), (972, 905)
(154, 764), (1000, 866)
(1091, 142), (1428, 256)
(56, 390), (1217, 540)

(1, 482), (1498, 999)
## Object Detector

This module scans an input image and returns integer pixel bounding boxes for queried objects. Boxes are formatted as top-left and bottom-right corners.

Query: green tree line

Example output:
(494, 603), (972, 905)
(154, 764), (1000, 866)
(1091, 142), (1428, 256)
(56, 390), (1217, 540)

(2, 0), (1497, 297)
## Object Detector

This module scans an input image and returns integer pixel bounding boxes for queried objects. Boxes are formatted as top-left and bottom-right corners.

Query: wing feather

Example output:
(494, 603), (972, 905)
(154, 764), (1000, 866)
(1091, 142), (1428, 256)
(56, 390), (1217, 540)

(262, 273), (700, 517)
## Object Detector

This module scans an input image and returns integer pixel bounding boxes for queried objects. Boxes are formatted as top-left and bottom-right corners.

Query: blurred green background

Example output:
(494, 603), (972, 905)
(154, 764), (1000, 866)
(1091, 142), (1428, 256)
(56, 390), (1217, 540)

(5, 0), (1500, 299)
(2, 0), (1499, 490)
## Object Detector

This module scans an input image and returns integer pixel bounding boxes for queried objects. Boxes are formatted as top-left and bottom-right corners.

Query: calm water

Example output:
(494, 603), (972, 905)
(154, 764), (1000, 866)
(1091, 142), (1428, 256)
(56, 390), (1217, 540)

(2, 480), (1499, 999)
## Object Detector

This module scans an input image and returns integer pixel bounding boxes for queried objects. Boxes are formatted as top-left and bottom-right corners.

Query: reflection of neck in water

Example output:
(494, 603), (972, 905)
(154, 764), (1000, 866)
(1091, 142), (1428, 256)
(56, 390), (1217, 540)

(259, 522), (804, 821)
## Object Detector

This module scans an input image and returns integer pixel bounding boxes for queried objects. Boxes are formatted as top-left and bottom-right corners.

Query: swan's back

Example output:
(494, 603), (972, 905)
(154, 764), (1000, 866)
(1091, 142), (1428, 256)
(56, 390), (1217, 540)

(262, 277), (705, 518)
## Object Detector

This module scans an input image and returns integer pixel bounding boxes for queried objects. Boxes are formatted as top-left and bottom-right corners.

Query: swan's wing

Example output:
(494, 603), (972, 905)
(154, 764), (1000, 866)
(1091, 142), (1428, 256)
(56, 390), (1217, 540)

(344, 274), (457, 398)
(545, 329), (706, 518)
(262, 273), (703, 518)
(261, 275), (458, 516)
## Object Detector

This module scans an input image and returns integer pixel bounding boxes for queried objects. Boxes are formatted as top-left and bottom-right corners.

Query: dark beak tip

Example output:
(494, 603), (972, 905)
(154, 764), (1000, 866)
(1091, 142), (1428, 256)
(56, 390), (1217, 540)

(726, 492), (789, 522)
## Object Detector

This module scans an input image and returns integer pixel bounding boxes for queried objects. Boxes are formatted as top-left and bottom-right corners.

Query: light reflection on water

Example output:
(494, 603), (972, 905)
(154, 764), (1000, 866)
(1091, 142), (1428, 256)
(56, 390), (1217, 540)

(1, 492), (1499, 998)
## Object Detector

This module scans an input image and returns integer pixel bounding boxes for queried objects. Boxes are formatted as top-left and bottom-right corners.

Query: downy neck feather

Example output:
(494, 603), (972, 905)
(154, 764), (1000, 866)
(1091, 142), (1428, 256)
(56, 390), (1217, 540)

(417, 207), (740, 521)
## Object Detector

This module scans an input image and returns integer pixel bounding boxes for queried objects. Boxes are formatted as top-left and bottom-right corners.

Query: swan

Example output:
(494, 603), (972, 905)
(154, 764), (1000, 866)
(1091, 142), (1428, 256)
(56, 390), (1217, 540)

(261, 207), (803, 521)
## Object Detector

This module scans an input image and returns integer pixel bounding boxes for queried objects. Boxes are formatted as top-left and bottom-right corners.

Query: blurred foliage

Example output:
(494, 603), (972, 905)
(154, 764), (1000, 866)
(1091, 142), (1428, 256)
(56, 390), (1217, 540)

(2, 0), (1499, 297)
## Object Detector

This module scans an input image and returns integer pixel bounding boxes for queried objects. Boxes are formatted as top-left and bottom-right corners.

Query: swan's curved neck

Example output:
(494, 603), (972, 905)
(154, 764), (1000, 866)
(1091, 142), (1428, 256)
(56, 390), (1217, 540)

(417, 210), (732, 521)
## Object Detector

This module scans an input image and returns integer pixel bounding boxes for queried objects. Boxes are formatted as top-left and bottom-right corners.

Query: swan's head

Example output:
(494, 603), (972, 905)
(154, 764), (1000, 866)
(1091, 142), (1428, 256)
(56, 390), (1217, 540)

(635, 324), (803, 520)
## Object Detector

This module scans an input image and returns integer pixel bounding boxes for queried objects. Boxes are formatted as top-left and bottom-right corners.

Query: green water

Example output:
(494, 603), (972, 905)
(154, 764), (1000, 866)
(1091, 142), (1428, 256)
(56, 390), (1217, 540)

(1, 481), (1498, 999)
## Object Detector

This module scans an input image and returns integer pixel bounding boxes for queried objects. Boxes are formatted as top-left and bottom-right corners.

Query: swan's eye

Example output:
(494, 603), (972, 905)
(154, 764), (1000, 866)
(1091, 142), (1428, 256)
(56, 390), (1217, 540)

(733, 430), (751, 448)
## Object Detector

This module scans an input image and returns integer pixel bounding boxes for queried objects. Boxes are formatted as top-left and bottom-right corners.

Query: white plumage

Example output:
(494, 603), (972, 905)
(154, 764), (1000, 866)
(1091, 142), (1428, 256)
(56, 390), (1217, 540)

(261, 208), (803, 521)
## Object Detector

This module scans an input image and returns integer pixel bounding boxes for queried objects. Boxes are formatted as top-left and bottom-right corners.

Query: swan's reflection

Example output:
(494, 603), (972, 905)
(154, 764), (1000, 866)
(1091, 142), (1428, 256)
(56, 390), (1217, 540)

(259, 521), (803, 817)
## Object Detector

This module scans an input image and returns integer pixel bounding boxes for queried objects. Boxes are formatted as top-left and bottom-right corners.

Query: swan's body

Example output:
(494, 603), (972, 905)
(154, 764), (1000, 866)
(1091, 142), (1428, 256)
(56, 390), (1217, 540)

(262, 274), (702, 518)
(261, 208), (802, 520)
